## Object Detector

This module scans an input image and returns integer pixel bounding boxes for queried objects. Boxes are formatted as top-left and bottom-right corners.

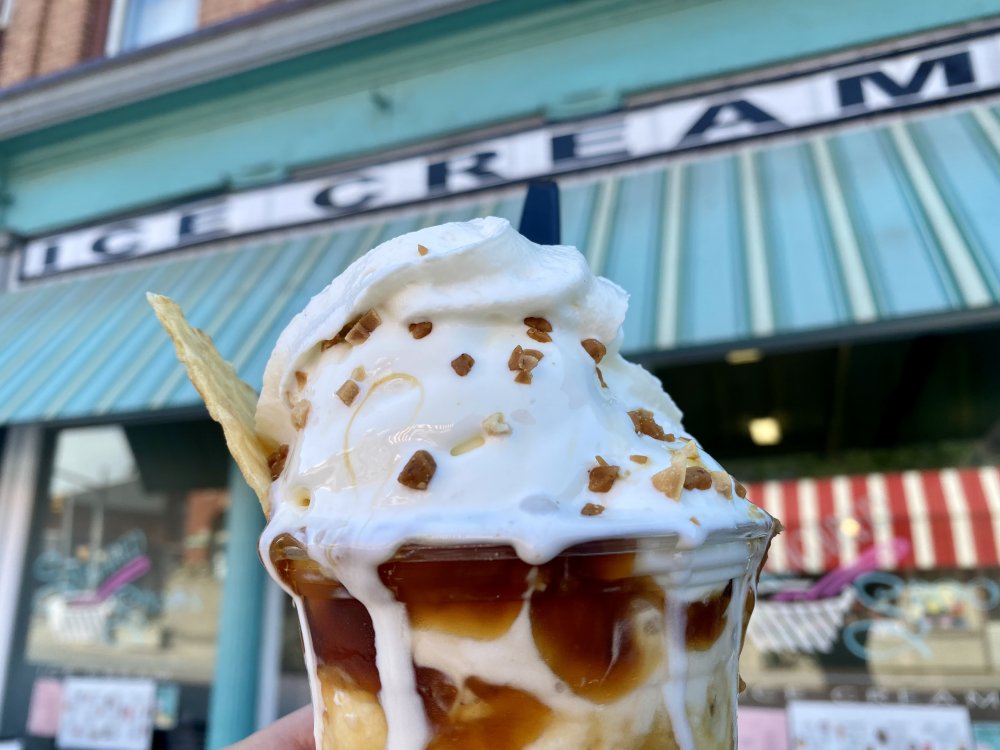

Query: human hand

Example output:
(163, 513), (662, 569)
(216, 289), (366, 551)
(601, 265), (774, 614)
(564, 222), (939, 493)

(225, 705), (314, 749)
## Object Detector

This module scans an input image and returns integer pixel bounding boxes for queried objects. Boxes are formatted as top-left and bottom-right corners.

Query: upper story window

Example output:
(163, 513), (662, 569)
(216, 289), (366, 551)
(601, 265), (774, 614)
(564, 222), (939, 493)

(107, 0), (200, 55)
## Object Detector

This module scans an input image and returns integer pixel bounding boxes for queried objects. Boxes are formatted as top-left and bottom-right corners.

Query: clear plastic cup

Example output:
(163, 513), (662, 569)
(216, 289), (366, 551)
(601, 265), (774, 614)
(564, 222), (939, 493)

(267, 524), (771, 750)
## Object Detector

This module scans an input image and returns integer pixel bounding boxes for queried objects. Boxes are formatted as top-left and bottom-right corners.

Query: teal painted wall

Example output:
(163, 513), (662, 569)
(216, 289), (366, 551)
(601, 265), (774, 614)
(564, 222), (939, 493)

(2, 0), (997, 234)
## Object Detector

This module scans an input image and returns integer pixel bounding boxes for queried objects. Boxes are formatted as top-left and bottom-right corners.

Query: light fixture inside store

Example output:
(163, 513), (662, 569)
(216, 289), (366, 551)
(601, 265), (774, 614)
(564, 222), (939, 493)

(839, 517), (861, 538)
(725, 347), (763, 365)
(748, 417), (782, 446)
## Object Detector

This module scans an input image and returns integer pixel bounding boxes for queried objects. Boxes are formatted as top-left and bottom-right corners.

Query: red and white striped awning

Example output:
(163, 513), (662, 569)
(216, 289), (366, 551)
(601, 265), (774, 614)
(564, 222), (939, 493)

(748, 467), (1000, 575)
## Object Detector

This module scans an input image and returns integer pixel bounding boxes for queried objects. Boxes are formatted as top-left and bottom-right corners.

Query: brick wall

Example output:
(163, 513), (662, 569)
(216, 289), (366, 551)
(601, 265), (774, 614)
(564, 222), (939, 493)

(199, 0), (281, 30)
(0, 0), (284, 90)
(0, 0), (49, 87)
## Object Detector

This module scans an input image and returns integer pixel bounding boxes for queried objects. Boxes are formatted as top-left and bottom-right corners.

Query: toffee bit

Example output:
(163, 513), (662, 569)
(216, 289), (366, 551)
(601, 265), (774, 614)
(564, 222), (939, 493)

(482, 412), (512, 435)
(514, 369), (533, 385)
(336, 380), (360, 406)
(290, 400), (311, 430)
(690, 516), (702, 526)
(526, 328), (552, 344)
(267, 445), (289, 480)
(518, 353), (541, 372)
(595, 455), (609, 467)
(588, 464), (620, 493)
(711, 470), (734, 499)
(508, 345), (524, 371)
(683, 466), (713, 491)
(409, 321), (433, 339)
(294, 370), (308, 389)
(627, 409), (668, 441)
(451, 353), (475, 376)
(629, 454), (648, 464)
(345, 309), (382, 346)
(397, 450), (436, 490)
(418, 244), (429, 256)
(524, 316), (552, 332)
(651, 465), (684, 501)
(523, 348), (544, 361)
(581, 339), (606, 364)
(596, 367), (608, 389)
(581, 502), (605, 516)
(351, 366), (367, 381)
(323, 315), (362, 349)
(735, 480), (748, 499)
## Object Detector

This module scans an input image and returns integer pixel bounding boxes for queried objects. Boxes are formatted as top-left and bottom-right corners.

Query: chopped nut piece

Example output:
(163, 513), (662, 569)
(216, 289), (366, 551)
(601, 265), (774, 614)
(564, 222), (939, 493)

(735, 480), (748, 499)
(526, 328), (552, 344)
(524, 316), (552, 332)
(508, 345), (524, 371)
(418, 244), (429, 256)
(322, 316), (362, 349)
(596, 367), (608, 388)
(581, 339), (606, 363)
(409, 321), (433, 339)
(345, 309), (382, 345)
(748, 504), (766, 519)
(595, 455), (609, 467)
(514, 369), (533, 385)
(518, 353), (541, 371)
(451, 353), (475, 376)
(267, 445), (289, 480)
(294, 370), (307, 389)
(683, 466), (713, 491)
(711, 471), (734, 499)
(681, 441), (699, 459)
(290, 400), (311, 430)
(651, 464), (685, 501)
(581, 503), (605, 516)
(690, 516), (701, 526)
(351, 366), (367, 381)
(450, 435), (485, 456)
(627, 409), (670, 441)
(589, 464), (620, 492)
(398, 450), (436, 490)
(482, 412), (512, 435)
(629, 454), (648, 464)
(336, 380), (360, 406)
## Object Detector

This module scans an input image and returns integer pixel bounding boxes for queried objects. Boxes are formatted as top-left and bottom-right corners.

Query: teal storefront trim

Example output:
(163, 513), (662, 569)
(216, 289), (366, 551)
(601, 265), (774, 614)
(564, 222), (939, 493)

(1, 102), (1000, 426)
(206, 463), (266, 749)
(2, 0), (998, 236)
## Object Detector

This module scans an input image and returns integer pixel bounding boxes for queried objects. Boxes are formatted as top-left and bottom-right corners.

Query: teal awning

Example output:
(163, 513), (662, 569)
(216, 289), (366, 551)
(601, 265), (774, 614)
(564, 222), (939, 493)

(2, 102), (1000, 425)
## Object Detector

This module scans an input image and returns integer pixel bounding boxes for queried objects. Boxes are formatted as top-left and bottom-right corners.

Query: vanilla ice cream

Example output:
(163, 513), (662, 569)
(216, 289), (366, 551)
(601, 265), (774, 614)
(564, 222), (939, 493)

(256, 217), (775, 750)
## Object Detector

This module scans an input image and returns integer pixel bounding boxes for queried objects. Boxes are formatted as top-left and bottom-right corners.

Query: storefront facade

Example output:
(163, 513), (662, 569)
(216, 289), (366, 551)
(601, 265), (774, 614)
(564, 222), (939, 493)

(1, 1), (999, 747)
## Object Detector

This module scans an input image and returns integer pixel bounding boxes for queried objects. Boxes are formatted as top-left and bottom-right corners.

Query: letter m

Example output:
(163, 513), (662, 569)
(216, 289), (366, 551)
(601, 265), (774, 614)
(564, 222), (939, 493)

(837, 51), (973, 109)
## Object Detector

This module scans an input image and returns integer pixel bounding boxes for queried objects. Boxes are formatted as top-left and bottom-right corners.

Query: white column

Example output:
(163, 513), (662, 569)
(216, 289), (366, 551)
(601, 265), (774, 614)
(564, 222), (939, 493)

(0, 424), (43, 711)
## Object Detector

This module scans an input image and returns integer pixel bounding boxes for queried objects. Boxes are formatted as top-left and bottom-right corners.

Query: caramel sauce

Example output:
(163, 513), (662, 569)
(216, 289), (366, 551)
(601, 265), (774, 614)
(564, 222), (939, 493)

(416, 668), (552, 750)
(270, 534), (380, 693)
(529, 551), (666, 703)
(685, 580), (733, 651)
(378, 546), (532, 639)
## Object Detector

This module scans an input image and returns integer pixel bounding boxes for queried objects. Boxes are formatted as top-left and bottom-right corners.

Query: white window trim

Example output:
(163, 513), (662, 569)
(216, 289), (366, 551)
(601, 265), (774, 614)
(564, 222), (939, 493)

(105, 0), (129, 56)
(1, 0), (16, 29)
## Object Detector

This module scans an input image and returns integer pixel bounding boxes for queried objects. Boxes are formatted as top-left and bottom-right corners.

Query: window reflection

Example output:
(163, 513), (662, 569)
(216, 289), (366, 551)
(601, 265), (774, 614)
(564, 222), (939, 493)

(24, 424), (229, 685)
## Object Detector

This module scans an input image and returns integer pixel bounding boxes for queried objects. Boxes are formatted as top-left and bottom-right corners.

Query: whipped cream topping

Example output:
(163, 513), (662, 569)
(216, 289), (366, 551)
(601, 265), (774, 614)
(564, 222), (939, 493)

(258, 217), (770, 563)
(255, 217), (774, 750)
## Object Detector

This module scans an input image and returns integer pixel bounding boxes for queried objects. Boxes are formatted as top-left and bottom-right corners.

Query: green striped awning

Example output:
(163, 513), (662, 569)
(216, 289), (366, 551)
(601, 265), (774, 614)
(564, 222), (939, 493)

(2, 102), (999, 425)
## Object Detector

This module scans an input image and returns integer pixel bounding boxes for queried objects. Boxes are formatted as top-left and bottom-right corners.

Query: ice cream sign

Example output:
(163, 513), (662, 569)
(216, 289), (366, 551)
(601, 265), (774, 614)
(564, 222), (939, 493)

(21, 26), (1000, 279)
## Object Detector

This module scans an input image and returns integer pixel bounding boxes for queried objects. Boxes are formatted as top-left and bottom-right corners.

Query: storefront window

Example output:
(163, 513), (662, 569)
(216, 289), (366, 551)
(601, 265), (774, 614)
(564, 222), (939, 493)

(1, 420), (230, 747)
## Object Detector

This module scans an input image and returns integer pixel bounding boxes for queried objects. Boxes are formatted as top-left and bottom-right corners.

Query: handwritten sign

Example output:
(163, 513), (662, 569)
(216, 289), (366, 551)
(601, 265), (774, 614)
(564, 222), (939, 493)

(788, 701), (973, 750)
(57, 678), (155, 750)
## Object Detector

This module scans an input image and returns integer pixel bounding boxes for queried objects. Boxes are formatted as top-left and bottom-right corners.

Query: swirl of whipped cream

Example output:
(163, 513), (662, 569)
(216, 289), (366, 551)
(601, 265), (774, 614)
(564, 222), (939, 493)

(257, 217), (769, 564)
